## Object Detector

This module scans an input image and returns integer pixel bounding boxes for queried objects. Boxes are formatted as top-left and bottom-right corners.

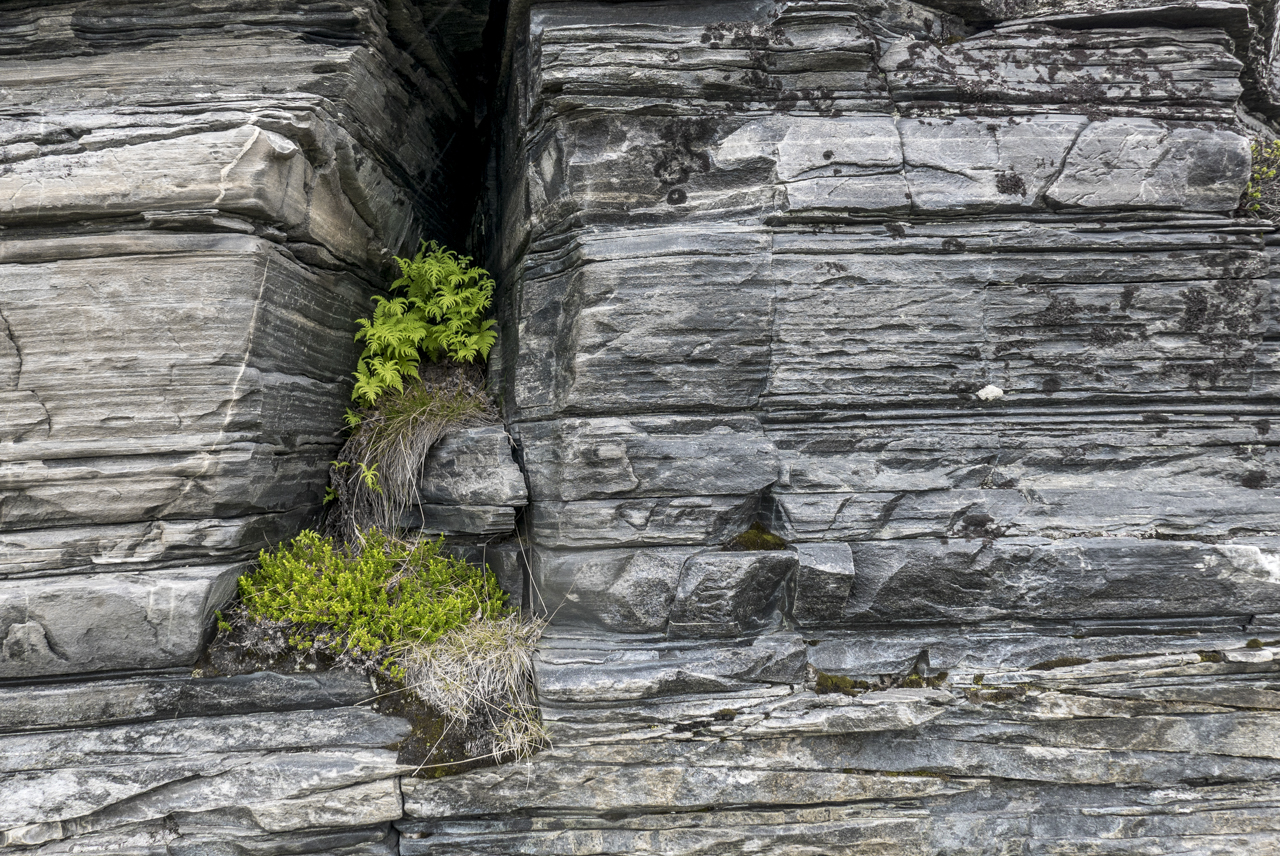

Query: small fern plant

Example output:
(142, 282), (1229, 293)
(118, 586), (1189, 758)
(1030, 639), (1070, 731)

(351, 241), (497, 410)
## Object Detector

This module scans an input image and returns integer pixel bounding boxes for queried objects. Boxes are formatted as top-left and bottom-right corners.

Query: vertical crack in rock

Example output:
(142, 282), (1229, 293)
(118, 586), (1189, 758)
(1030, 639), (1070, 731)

(1041, 119), (1091, 208)
(156, 251), (271, 521)
(0, 301), (51, 439)
(0, 302), (22, 391)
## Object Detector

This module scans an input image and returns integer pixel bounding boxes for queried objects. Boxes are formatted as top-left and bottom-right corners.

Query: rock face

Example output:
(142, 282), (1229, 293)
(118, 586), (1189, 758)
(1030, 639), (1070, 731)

(470, 0), (1280, 850)
(493, 0), (1276, 639)
(0, 669), (408, 853)
(399, 626), (1280, 854)
(0, 0), (480, 678)
(0, 2), (486, 851)
(403, 425), (528, 536)
(3, 0), (1280, 853)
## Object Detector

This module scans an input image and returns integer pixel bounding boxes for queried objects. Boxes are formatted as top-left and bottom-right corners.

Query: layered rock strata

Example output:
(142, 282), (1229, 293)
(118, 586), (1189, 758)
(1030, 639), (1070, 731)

(0, 0), (479, 678)
(3, 0), (1280, 852)
(0, 2), (490, 853)
(492, 0), (1276, 637)
(400, 626), (1280, 854)
(469, 0), (1280, 849)
(1, 669), (407, 853)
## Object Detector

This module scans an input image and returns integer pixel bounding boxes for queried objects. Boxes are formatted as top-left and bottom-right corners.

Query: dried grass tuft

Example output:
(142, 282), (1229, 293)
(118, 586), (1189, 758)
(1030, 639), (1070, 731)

(397, 612), (549, 765)
(326, 362), (498, 546)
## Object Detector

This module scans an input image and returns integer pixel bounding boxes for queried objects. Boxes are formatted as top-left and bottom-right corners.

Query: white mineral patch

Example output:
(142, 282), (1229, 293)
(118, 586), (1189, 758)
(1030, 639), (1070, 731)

(976, 385), (1005, 401)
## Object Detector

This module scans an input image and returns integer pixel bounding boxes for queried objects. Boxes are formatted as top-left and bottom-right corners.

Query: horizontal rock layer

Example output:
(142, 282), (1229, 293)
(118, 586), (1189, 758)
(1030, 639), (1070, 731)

(0, 669), (407, 854)
(400, 624), (1280, 854)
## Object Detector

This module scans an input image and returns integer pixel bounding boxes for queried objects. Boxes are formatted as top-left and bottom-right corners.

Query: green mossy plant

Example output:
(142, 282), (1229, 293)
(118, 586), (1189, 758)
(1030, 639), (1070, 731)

(815, 672), (871, 696)
(724, 521), (788, 551)
(232, 529), (507, 677)
(351, 241), (498, 413)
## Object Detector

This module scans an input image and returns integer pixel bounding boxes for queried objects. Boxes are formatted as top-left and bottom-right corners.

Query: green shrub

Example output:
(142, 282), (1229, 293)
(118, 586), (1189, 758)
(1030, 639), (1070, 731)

(1242, 139), (1280, 219)
(236, 529), (508, 674)
(352, 241), (497, 409)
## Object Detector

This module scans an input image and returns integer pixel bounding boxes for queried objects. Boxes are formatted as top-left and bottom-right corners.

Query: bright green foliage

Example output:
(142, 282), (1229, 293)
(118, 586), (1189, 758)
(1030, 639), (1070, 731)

(394, 241), (498, 364)
(238, 529), (508, 672)
(351, 241), (497, 409)
(1243, 139), (1280, 218)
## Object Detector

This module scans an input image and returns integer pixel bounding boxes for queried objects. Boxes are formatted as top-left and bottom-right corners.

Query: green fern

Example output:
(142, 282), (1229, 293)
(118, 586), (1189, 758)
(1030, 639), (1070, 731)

(349, 241), (498, 409)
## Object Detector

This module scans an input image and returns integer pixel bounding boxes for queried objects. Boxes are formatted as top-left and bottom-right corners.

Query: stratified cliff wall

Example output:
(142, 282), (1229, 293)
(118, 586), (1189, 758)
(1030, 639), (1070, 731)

(0, 2), (483, 851)
(491, 0), (1272, 632)
(0, 0), (482, 678)
(4, 0), (1280, 853)
(398, 0), (1280, 852)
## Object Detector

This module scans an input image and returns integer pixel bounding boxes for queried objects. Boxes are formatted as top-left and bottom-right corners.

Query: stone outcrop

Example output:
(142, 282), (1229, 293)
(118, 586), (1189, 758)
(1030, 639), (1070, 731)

(3, 0), (1280, 853)
(469, 0), (1280, 850)
(404, 425), (528, 536)
(0, 670), (407, 853)
(492, 0), (1276, 639)
(0, 0), (481, 678)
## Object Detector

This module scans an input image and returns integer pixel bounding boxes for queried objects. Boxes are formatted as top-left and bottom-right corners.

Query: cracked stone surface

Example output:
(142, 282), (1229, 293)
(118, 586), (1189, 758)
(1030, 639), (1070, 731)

(491, 0), (1277, 642)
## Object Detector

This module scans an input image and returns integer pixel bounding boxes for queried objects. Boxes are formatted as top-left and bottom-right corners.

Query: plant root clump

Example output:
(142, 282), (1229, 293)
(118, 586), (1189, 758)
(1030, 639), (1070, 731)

(325, 362), (498, 546)
(398, 613), (550, 768)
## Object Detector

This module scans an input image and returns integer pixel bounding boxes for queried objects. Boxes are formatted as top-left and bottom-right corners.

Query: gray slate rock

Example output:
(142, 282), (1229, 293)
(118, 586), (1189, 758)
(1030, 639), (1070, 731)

(402, 504), (517, 537)
(0, 0), (481, 682)
(516, 415), (780, 501)
(532, 547), (701, 632)
(0, 707), (407, 843)
(668, 551), (799, 639)
(845, 537), (1280, 623)
(417, 426), (527, 507)
(1046, 118), (1251, 211)
(786, 542), (857, 626)
(0, 566), (240, 678)
(0, 669), (372, 734)
(882, 26), (1243, 120)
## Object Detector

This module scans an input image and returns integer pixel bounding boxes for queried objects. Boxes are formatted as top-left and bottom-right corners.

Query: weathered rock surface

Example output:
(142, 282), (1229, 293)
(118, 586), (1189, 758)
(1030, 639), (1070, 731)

(404, 426), (528, 537)
(668, 550), (798, 638)
(462, 0), (1280, 850)
(418, 426), (527, 507)
(0, 0), (481, 677)
(0, 669), (407, 854)
(0, 565), (240, 678)
(399, 625), (1280, 854)
(493, 0), (1278, 644)
(6, 0), (1280, 852)
(787, 541), (857, 626)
